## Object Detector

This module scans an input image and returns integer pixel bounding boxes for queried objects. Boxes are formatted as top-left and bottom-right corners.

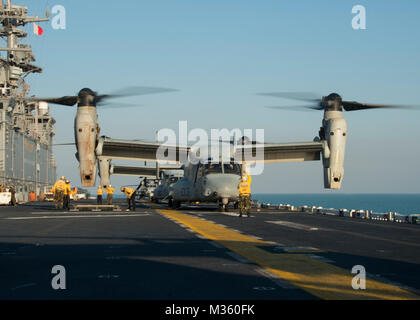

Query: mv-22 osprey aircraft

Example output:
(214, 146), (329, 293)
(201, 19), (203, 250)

(31, 88), (412, 209)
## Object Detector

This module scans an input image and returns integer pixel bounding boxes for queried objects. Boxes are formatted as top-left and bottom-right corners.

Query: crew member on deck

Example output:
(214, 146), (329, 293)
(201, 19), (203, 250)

(238, 174), (252, 218)
(97, 186), (103, 205)
(121, 187), (137, 211)
(106, 185), (115, 205)
(9, 185), (17, 207)
(52, 176), (66, 209)
(64, 180), (72, 210)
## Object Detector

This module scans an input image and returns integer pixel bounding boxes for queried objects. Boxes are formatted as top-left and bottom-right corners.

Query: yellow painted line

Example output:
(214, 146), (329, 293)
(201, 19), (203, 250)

(159, 209), (419, 300)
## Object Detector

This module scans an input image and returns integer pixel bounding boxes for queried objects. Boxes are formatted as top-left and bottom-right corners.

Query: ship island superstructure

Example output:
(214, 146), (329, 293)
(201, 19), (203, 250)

(0, 0), (56, 202)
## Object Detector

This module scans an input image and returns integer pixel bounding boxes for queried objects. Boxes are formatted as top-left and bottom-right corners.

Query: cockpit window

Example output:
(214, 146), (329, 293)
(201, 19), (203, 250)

(204, 163), (223, 174)
(169, 177), (179, 184)
(223, 163), (241, 175)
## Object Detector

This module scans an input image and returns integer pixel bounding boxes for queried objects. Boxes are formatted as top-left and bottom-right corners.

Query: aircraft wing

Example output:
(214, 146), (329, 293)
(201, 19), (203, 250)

(110, 166), (157, 177)
(234, 141), (323, 163)
(96, 137), (190, 163)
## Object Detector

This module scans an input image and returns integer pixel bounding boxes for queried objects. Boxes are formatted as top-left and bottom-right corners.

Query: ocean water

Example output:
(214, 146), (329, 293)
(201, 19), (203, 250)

(253, 194), (420, 215)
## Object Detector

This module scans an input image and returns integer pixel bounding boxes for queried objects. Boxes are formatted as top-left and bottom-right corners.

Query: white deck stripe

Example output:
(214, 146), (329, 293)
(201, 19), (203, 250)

(266, 220), (321, 231)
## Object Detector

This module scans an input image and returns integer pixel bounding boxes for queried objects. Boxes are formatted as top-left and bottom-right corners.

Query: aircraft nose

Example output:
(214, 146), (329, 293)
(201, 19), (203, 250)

(204, 174), (241, 199)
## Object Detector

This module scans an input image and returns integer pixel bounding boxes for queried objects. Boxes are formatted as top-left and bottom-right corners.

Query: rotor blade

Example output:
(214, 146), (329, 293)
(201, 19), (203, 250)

(29, 96), (79, 106)
(265, 105), (323, 111)
(96, 86), (178, 104)
(342, 101), (420, 112)
(258, 92), (321, 102)
(97, 102), (145, 110)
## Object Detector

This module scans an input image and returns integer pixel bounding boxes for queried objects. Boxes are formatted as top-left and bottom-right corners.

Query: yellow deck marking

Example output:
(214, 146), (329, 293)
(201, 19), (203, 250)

(159, 209), (419, 300)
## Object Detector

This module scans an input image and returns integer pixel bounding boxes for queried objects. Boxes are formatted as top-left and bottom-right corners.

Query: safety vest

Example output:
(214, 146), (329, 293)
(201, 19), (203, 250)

(123, 188), (135, 199)
(97, 187), (103, 196)
(64, 183), (72, 195)
(238, 175), (252, 196)
(106, 187), (115, 195)
(53, 180), (66, 192)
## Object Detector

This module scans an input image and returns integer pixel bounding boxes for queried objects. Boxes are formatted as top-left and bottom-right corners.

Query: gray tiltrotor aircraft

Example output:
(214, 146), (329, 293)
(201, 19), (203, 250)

(153, 169), (184, 204)
(38, 89), (415, 207)
(168, 156), (243, 210)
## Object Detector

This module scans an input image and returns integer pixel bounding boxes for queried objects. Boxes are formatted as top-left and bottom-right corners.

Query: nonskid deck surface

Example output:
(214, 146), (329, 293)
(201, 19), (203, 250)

(0, 200), (419, 300)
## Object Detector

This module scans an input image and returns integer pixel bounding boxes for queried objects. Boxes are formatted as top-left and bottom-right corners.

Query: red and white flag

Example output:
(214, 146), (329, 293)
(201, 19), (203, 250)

(33, 23), (43, 36)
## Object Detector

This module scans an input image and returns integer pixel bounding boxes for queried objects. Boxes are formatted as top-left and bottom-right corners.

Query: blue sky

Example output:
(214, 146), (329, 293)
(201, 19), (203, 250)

(17, 0), (420, 193)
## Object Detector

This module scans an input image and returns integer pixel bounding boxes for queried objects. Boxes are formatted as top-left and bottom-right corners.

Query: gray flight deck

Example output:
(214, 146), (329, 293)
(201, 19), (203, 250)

(0, 200), (419, 300)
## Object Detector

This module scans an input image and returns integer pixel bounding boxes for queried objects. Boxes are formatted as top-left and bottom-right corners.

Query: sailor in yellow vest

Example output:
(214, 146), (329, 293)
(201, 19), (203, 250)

(63, 180), (72, 210)
(52, 176), (66, 209)
(121, 187), (136, 211)
(97, 186), (103, 205)
(106, 185), (115, 205)
(238, 174), (252, 217)
(70, 187), (78, 201)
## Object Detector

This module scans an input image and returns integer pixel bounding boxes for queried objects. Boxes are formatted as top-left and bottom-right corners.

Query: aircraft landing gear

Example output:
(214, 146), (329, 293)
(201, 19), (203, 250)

(219, 199), (230, 212)
(174, 201), (181, 210)
(219, 204), (228, 212)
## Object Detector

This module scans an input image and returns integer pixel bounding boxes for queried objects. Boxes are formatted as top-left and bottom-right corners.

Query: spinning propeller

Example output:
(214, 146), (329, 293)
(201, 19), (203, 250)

(259, 92), (420, 112)
(28, 86), (177, 108)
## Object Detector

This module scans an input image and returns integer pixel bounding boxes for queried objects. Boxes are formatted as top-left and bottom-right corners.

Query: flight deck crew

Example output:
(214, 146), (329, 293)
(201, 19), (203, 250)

(63, 180), (72, 210)
(106, 185), (115, 205)
(97, 186), (103, 205)
(121, 187), (137, 211)
(9, 186), (17, 206)
(238, 174), (252, 217)
(52, 176), (66, 209)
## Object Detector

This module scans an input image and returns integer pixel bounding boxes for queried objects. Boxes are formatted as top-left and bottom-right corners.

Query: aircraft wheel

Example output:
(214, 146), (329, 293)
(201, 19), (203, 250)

(174, 201), (181, 210)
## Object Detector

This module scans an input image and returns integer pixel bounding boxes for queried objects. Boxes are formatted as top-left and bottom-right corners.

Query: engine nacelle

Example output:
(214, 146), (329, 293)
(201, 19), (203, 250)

(98, 158), (111, 188)
(321, 111), (347, 190)
(75, 106), (99, 187)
